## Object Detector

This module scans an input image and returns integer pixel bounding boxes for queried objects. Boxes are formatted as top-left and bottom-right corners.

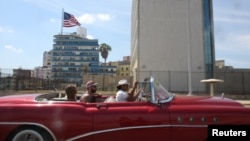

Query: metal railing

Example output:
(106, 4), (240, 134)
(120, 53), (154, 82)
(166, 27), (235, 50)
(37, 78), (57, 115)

(0, 69), (250, 95)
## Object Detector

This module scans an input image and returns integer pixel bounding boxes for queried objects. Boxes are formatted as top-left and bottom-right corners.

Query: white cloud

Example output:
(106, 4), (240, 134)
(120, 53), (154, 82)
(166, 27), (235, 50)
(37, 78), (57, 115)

(78, 14), (96, 24)
(7, 29), (14, 33)
(97, 14), (112, 21)
(4, 45), (23, 53)
(77, 13), (113, 24)
(216, 33), (250, 51)
(214, 17), (250, 24)
(87, 35), (94, 39)
(0, 27), (14, 33)
(214, 5), (250, 24)
(234, 34), (250, 48)
(50, 18), (58, 23)
(231, 11), (250, 17)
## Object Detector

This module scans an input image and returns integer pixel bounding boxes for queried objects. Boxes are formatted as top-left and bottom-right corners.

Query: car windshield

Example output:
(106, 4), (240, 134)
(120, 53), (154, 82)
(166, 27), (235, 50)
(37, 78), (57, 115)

(153, 80), (172, 101)
(139, 77), (173, 103)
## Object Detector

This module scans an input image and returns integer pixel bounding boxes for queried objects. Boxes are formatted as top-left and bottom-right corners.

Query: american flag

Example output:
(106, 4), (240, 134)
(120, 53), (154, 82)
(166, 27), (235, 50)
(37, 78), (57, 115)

(63, 12), (81, 27)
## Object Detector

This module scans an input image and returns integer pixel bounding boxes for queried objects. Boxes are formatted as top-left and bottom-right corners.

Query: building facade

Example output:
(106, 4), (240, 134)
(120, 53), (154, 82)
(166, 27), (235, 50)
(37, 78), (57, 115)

(131, 0), (215, 93)
(117, 56), (131, 77)
(51, 27), (116, 87)
(43, 51), (52, 67)
(12, 69), (34, 90)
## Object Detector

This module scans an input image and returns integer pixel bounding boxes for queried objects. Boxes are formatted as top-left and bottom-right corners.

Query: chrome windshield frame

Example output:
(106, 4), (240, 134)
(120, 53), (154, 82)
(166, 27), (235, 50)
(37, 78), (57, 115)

(149, 77), (174, 104)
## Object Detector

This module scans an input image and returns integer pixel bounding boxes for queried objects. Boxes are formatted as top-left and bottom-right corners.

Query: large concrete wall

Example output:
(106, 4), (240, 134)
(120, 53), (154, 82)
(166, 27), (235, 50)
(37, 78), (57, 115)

(131, 0), (207, 92)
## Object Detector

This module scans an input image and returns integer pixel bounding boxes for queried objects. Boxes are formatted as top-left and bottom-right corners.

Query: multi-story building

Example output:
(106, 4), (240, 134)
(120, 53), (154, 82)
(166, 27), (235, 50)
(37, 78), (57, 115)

(34, 66), (51, 79)
(0, 71), (13, 90)
(13, 69), (33, 90)
(43, 51), (52, 67)
(117, 56), (130, 77)
(52, 27), (116, 87)
(83, 56), (131, 91)
(131, 0), (214, 93)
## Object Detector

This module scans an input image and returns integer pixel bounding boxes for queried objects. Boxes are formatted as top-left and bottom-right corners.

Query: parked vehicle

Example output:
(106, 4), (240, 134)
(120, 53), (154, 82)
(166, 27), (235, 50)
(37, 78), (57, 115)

(0, 77), (250, 141)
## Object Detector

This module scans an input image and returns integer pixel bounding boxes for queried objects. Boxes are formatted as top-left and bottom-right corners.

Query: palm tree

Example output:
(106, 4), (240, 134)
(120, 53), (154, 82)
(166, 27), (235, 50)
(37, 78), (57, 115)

(83, 64), (89, 75)
(99, 43), (112, 64)
(98, 43), (112, 90)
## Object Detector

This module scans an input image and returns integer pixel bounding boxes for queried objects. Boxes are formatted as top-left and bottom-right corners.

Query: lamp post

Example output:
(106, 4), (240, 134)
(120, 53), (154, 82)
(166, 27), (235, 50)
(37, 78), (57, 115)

(103, 63), (105, 91)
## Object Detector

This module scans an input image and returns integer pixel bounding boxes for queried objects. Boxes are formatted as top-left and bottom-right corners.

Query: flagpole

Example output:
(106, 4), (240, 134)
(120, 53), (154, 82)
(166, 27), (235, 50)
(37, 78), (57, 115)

(58, 8), (64, 91)
(61, 8), (64, 35)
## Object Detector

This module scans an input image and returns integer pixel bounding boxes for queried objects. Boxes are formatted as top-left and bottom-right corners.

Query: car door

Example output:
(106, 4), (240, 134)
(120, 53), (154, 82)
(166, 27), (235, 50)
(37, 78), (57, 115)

(92, 101), (171, 141)
(169, 105), (208, 141)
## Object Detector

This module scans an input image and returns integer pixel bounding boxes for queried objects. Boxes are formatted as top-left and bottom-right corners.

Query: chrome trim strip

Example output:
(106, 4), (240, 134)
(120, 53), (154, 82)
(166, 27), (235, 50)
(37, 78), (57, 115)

(66, 124), (207, 141)
(0, 122), (57, 141)
(0, 122), (207, 141)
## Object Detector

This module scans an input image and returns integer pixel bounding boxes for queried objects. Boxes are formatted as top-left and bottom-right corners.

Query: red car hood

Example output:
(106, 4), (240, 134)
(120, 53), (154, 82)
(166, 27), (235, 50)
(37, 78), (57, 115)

(0, 94), (39, 104)
(171, 94), (243, 107)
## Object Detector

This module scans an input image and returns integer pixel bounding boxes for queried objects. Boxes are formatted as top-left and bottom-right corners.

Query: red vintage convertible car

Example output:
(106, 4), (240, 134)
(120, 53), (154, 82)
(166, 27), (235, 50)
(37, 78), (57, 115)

(0, 77), (250, 141)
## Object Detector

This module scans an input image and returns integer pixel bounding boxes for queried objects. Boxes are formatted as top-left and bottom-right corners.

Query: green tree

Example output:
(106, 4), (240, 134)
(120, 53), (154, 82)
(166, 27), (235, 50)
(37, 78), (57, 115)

(99, 43), (112, 63)
(98, 43), (112, 90)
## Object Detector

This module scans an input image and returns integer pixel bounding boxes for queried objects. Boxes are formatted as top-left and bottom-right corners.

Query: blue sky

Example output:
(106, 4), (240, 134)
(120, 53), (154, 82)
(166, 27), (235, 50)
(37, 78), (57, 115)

(0, 0), (250, 71)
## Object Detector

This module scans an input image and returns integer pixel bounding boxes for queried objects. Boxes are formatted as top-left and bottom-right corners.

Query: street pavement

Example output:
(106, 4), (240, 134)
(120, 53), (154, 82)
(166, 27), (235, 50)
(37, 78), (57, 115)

(237, 100), (250, 106)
